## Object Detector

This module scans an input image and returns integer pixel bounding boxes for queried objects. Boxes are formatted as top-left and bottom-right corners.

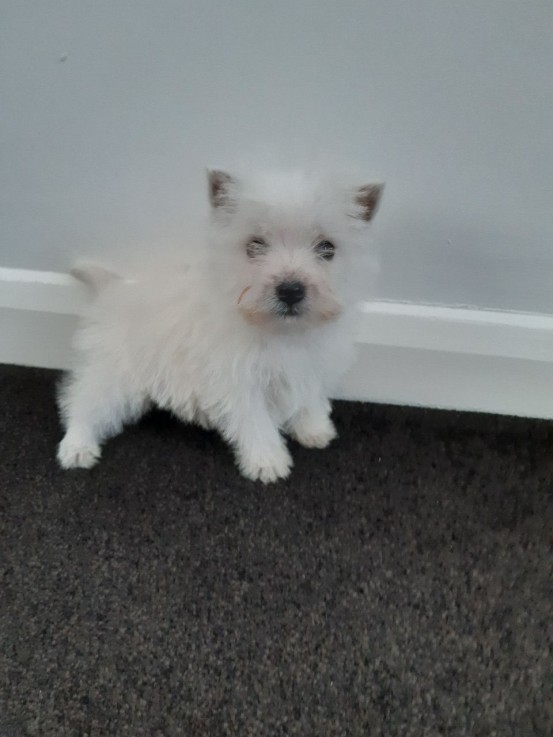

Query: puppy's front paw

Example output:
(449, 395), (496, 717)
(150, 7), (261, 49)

(239, 445), (293, 484)
(292, 415), (337, 449)
(57, 436), (101, 469)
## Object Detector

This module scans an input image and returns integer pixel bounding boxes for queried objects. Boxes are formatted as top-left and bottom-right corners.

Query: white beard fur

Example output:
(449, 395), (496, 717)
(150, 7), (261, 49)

(57, 168), (383, 483)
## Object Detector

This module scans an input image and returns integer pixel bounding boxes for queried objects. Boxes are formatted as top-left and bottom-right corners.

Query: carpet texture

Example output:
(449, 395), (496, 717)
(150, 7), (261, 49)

(0, 364), (552, 737)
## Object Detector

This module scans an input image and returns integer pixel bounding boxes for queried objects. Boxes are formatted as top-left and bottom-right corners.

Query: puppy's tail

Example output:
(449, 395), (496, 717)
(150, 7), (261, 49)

(71, 263), (122, 294)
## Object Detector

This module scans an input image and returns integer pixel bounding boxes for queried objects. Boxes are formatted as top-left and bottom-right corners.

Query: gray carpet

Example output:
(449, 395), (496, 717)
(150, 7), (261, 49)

(0, 364), (552, 736)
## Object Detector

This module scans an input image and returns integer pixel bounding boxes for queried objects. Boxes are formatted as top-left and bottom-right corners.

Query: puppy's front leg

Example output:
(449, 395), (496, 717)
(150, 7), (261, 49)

(288, 396), (337, 449)
(222, 391), (292, 484)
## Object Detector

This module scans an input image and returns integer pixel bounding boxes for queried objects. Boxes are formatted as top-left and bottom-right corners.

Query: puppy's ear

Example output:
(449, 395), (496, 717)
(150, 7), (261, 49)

(354, 183), (384, 222)
(207, 169), (237, 210)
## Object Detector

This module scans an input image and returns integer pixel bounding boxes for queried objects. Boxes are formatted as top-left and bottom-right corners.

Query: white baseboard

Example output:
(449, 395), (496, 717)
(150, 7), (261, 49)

(2, 266), (553, 418)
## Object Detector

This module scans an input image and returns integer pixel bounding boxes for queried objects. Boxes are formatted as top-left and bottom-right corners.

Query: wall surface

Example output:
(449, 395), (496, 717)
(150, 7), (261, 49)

(2, 0), (552, 311)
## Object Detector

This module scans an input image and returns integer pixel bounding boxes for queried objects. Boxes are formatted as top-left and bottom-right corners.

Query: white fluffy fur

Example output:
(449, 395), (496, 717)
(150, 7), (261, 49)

(57, 168), (383, 482)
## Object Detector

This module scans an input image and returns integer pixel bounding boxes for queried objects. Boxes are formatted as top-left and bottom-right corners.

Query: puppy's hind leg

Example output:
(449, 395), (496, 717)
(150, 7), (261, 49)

(57, 364), (146, 469)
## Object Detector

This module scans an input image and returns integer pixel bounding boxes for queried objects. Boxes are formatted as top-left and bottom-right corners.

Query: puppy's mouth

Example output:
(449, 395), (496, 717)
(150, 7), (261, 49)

(275, 303), (304, 319)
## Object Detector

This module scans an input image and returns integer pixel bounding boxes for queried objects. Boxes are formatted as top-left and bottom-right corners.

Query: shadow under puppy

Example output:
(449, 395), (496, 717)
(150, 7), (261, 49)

(57, 168), (383, 482)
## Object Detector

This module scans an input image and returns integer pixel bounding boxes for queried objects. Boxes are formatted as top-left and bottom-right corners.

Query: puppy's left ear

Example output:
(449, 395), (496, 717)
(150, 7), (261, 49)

(354, 183), (384, 222)
(207, 169), (237, 210)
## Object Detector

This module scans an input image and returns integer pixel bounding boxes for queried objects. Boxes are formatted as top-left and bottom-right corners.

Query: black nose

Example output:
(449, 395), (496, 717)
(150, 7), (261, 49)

(276, 281), (306, 307)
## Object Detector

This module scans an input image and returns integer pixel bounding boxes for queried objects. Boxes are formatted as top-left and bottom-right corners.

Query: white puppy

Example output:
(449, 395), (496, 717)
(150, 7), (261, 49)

(57, 168), (383, 482)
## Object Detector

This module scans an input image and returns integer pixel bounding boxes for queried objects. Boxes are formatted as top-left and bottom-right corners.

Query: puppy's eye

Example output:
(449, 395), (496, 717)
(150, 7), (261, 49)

(246, 237), (268, 258)
(315, 240), (335, 261)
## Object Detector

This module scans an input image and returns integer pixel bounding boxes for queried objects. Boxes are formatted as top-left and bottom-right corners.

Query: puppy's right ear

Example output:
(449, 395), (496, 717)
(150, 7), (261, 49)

(207, 169), (237, 210)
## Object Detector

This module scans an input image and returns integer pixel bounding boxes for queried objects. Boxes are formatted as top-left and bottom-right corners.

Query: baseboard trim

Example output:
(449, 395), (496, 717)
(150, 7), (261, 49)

(2, 267), (553, 418)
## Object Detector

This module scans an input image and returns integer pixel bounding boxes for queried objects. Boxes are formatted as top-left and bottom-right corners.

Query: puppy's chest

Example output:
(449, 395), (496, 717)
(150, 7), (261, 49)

(262, 351), (321, 421)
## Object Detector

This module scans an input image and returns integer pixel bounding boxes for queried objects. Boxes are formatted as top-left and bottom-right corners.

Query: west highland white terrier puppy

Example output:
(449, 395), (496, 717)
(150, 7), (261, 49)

(57, 168), (383, 482)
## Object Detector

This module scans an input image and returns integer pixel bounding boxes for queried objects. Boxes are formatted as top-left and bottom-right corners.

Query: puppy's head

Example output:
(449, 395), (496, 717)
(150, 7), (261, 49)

(206, 169), (383, 329)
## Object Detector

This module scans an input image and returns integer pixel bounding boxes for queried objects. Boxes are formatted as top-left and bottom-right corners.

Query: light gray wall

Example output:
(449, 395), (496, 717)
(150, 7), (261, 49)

(2, 0), (552, 311)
